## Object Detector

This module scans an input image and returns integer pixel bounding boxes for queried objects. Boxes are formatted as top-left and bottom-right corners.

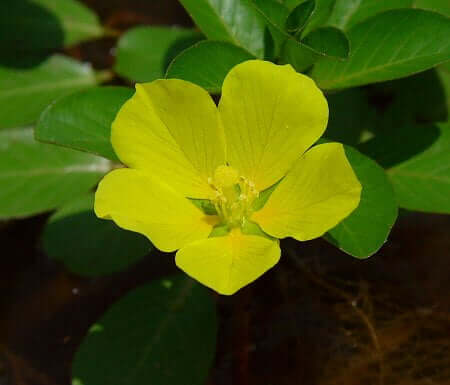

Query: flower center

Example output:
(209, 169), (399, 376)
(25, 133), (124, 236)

(209, 165), (259, 228)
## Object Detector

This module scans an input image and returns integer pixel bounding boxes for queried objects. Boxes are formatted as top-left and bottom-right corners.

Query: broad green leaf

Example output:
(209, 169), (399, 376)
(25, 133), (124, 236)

(312, 9), (450, 89)
(43, 194), (151, 277)
(36, 86), (133, 161)
(32, 0), (103, 46)
(115, 26), (203, 83)
(286, 0), (315, 33)
(178, 0), (267, 58)
(72, 276), (217, 385)
(413, 0), (450, 17)
(0, 127), (110, 219)
(328, 0), (413, 30)
(325, 88), (376, 145)
(166, 41), (254, 93)
(0, 55), (96, 129)
(360, 123), (450, 213)
(325, 146), (398, 258)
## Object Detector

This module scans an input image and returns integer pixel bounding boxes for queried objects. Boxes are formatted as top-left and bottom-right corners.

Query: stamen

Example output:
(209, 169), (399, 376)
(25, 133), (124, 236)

(210, 165), (259, 228)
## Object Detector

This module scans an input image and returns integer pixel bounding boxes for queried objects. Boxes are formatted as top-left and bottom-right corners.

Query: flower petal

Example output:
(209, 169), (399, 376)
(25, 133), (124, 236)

(112, 79), (226, 199)
(252, 143), (361, 241)
(219, 60), (328, 191)
(94, 168), (217, 252)
(175, 230), (281, 295)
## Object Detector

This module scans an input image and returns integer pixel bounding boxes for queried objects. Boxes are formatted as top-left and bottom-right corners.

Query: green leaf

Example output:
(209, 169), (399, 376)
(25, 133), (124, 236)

(0, 55), (97, 129)
(280, 26), (349, 71)
(32, 0), (103, 46)
(36, 86), (133, 161)
(178, 0), (267, 58)
(301, 0), (335, 36)
(42, 194), (151, 277)
(413, 0), (450, 17)
(311, 9), (450, 89)
(374, 67), (449, 129)
(328, 0), (413, 30)
(325, 88), (376, 146)
(281, 38), (319, 71)
(0, 0), (64, 67)
(286, 0), (315, 33)
(72, 276), (217, 385)
(360, 123), (450, 213)
(283, 0), (305, 11)
(0, 127), (110, 219)
(166, 41), (254, 93)
(115, 26), (203, 83)
(251, 0), (290, 58)
(325, 146), (398, 258)
(302, 26), (349, 58)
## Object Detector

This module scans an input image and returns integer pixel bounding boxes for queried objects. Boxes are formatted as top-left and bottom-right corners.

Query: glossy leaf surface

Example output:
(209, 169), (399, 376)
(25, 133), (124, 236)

(43, 194), (151, 276)
(178, 0), (267, 57)
(312, 9), (450, 89)
(166, 41), (254, 93)
(36, 86), (133, 161)
(360, 123), (450, 213)
(115, 26), (203, 82)
(72, 276), (217, 385)
(0, 127), (109, 219)
(0, 55), (96, 129)
(326, 146), (398, 258)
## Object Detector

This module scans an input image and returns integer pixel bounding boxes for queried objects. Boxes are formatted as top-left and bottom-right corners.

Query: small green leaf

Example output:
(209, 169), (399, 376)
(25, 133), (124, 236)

(0, 127), (109, 219)
(283, 0), (305, 11)
(312, 9), (450, 89)
(115, 26), (203, 83)
(36, 86), (133, 161)
(280, 26), (349, 71)
(302, 26), (349, 58)
(413, 0), (450, 17)
(0, 55), (96, 129)
(286, 0), (315, 33)
(178, 0), (267, 58)
(360, 123), (450, 213)
(251, 0), (290, 58)
(42, 194), (151, 277)
(281, 38), (318, 71)
(31, 0), (104, 46)
(72, 276), (217, 385)
(328, 0), (413, 30)
(301, 0), (335, 36)
(166, 41), (254, 93)
(325, 146), (398, 258)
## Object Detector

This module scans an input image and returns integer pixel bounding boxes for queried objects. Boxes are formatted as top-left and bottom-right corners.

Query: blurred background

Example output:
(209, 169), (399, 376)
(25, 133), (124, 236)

(0, 1), (449, 385)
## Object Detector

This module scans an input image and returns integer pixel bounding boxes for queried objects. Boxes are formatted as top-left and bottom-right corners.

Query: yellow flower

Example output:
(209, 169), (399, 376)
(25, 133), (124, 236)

(94, 60), (361, 295)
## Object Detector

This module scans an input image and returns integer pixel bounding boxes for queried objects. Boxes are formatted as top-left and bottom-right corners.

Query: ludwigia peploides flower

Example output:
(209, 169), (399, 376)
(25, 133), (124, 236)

(94, 60), (362, 295)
